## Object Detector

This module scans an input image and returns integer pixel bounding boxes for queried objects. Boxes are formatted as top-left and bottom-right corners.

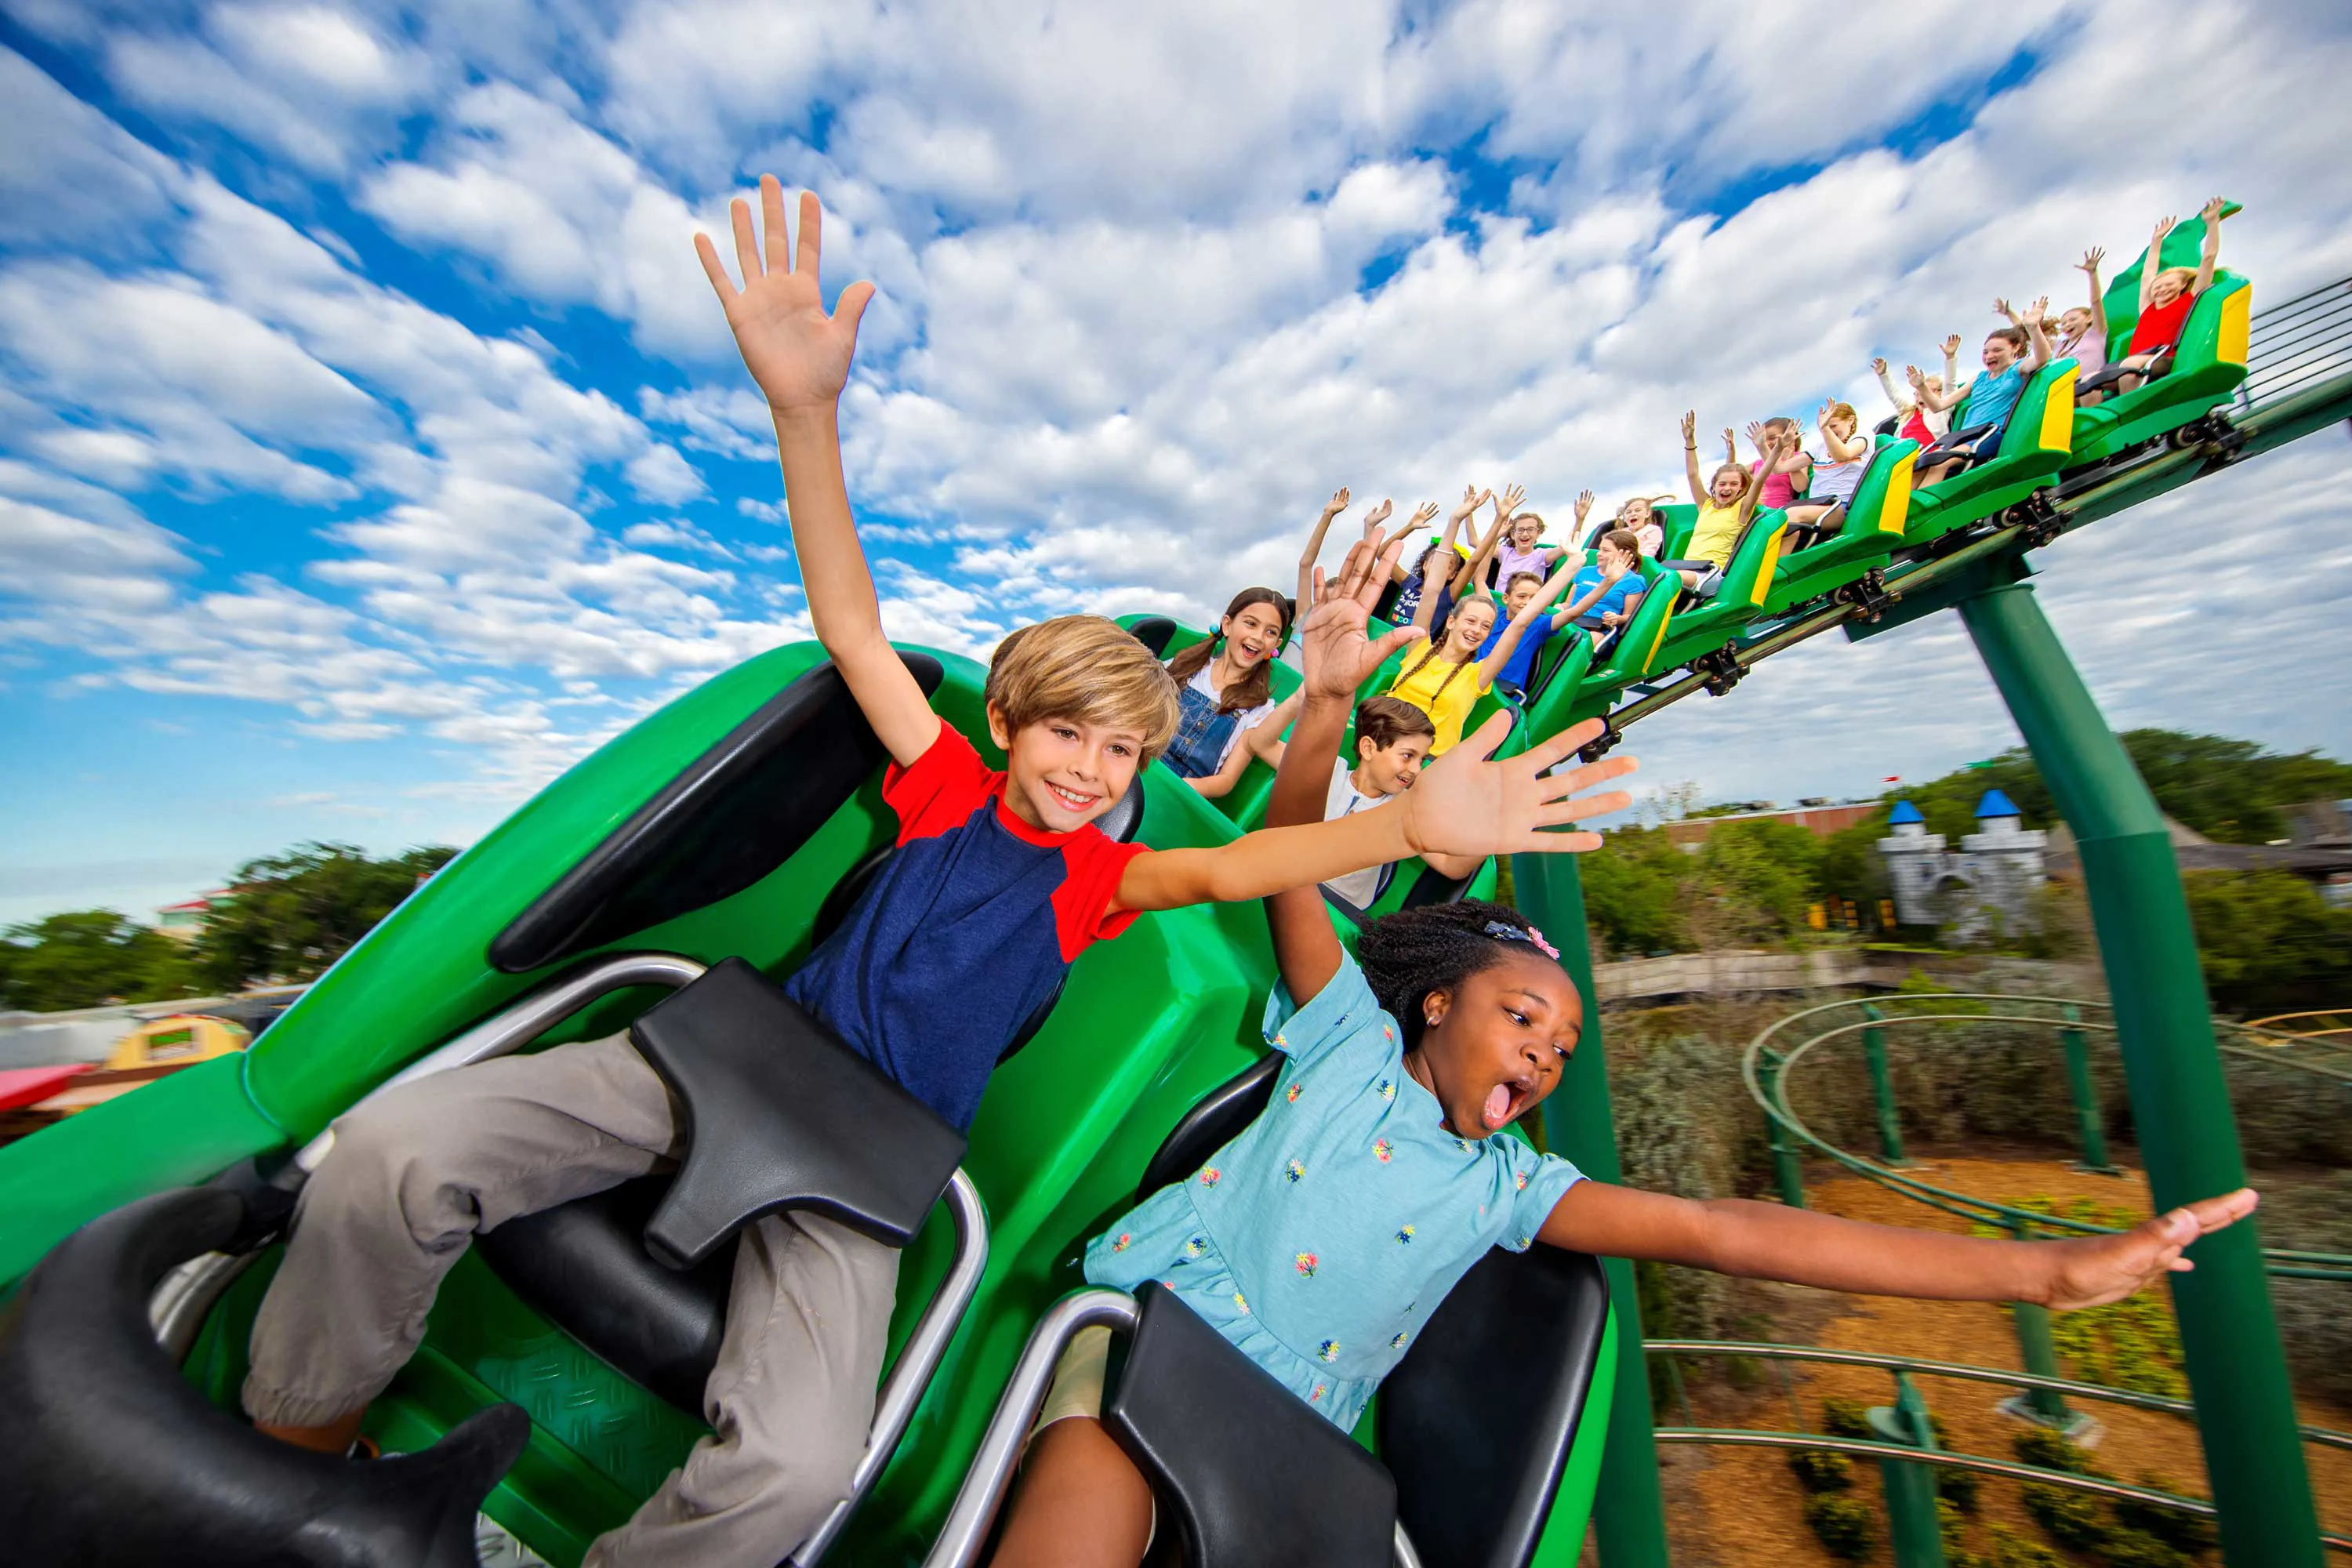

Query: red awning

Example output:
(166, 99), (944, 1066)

(0, 1064), (92, 1112)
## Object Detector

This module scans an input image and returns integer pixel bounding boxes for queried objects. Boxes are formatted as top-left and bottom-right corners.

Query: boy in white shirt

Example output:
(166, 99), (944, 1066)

(1323, 696), (1487, 908)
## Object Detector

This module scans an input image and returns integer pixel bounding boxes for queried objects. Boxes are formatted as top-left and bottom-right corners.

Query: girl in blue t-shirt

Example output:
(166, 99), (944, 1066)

(987, 534), (2259, 1568)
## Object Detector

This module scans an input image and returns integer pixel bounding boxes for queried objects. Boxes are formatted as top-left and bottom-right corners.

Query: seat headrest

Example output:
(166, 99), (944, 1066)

(1126, 617), (1179, 657)
(1138, 1054), (1280, 1200)
(1098, 776), (1147, 844)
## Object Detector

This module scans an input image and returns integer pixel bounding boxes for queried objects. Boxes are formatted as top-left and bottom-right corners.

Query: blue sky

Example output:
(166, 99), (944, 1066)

(4, 0), (2351, 926)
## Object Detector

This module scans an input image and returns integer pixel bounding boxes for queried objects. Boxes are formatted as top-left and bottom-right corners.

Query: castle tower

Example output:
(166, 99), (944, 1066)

(1958, 788), (2048, 939)
(1876, 800), (1948, 925)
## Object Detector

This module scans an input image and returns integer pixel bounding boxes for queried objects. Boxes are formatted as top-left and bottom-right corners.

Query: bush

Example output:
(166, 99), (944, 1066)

(1938, 1462), (1981, 1514)
(1803, 1491), (1878, 1563)
(2182, 868), (2352, 1018)
(1788, 1448), (1854, 1492)
(2012, 1424), (2097, 1475)
(1939, 1496), (1970, 1559)
(2100, 1529), (2194, 1568)
(1820, 1396), (1874, 1441)
(2114, 1476), (2216, 1556)
(1984, 1524), (2063, 1568)
(2020, 1480), (2110, 1552)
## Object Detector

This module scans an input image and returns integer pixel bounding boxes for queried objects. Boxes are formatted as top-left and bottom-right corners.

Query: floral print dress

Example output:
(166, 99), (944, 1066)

(1084, 953), (1584, 1432)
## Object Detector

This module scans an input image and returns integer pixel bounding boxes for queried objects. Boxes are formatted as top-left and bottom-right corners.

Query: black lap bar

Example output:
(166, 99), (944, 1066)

(0, 1186), (528, 1567)
(1104, 1283), (1398, 1568)
(626, 955), (967, 1269)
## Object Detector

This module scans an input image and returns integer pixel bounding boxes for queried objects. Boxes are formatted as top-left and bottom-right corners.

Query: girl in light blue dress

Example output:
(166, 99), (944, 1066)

(989, 533), (2259, 1568)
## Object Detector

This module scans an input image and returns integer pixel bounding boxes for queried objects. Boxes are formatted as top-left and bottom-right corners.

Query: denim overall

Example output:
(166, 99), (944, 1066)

(1161, 672), (1242, 779)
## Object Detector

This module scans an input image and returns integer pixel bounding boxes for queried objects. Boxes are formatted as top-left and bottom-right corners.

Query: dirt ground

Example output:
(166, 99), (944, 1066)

(1646, 1153), (2352, 1566)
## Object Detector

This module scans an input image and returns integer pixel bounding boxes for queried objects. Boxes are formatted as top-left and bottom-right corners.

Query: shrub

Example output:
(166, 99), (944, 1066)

(1938, 1462), (1981, 1513)
(2020, 1481), (2110, 1552)
(1803, 1491), (1878, 1563)
(2114, 1477), (2216, 1556)
(1788, 1448), (1854, 1492)
(2100, 1528), (2194, 1568)
(1984, 1524), (2063, 1568)
(1820, 1396), (1875, 1440)
(1938, 1496), (1970, 1559)
(2012, 1425), (2096, 1475)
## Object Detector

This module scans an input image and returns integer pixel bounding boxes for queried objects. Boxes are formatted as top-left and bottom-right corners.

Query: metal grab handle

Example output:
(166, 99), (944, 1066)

(793, 1169), (990, 1565)
(923, 1290), (1141, 1568)
(151, 952), (708, 1356)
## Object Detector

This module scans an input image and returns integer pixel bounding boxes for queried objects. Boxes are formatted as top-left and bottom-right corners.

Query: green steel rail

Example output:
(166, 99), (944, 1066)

(1645, 1338), (2352, 1452)
(1578, 358), (2352, 755)
(1643, 1428), (2352, 1554)
(1738, 994), (2352, 1280)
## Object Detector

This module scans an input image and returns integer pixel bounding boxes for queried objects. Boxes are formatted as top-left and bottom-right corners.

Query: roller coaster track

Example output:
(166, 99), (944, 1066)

(1580, 274), (2352, 758)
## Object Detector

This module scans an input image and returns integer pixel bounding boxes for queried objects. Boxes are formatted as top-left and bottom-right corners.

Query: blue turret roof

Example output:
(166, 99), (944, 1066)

(1887, 800), (1925, 825)
(1975, 789), (2021, 818)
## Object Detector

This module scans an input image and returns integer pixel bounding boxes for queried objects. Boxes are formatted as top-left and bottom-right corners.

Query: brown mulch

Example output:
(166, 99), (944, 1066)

(1649, 1154), (2352, 1566)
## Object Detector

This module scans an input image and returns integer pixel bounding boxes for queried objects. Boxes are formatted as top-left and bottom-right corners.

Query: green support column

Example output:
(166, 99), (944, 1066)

(1515, 849), (1674, 1568)
(1867, 1374), (1947, 1568)
(2002, 1218), (2078, 1430)
(1861, 1003), (1907, 1163)
(2059, 1004), (2116, 1174)
(1759, 1048), (1809, 1208)
(1960, 581), (2320, 1567)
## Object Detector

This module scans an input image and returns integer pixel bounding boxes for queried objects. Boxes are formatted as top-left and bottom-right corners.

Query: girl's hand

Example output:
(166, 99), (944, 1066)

(1323, 486), (1350, 518)
(1744, 419), (1764, 448)
(1450, 485), (1487, 521)
(1993, 296), (2014, 321)
(2200, 195), (2230, 225)
(1496, 483), (1527, 518)
(1363, 498), (1394, 531)
(695, 179), (874, 416)
(2078, 246), (2105, 274)
(1399, 716), (1636, 860)
(2038, 1189), (2259, 1310)
(2022, 295), (2049, 328)
(1872, 355), (1889, 375)
(2152, 213), (2177, 245)
(1817, 399), (1834, 429)
(1905, 363), (1927, 390)
(1575, 488), (1595, 522)
(1298, 535), (1423, 703)
(1407, 500), (1440, 532)
(1941, 333), (1962, 358)
(1679, 410), (1697, 445)
(1721, 426), (1737, 455)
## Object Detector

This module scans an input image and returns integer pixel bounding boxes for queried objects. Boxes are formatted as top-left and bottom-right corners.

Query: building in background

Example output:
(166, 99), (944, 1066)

(154, 890), (229, 942)
(1661, 800), (1880, 851)
(1878, 790), (2049, 940)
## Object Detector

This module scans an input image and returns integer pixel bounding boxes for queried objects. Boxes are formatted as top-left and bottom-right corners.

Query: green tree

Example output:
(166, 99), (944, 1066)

(2180, 868), (2352, 1017)
(1694, 818), (1820, 942)
(1815, 815), (1893, 918)
(0, 910), (200, 1011)
(196, 843), (457, 989)
(1580, 826), (1690, 958)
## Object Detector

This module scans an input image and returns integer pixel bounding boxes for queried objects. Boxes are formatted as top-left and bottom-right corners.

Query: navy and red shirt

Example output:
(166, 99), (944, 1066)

(784, 719), (1149, 1131)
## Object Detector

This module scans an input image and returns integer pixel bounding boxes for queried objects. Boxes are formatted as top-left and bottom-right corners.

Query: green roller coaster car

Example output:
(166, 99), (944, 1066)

(0, 636), (1607, 1567)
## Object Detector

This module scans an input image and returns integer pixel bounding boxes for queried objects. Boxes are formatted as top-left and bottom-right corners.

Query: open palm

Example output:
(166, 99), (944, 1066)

(696, 178), (874, 415)
(1298, 534), (1421, 702)
(1401, 716), (1636, 861)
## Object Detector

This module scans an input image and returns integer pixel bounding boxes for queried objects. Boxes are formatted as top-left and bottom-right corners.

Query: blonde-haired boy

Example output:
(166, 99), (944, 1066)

(240, 181), (1594, 1568)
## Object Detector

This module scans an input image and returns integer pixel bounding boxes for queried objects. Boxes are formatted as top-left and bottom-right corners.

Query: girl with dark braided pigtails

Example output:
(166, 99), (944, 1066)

(989, 532), (2259, 1568)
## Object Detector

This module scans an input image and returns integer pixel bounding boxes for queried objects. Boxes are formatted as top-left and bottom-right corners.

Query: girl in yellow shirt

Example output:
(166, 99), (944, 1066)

(1386, 554), (1578, 754)
(1657, 409), (1770, 598)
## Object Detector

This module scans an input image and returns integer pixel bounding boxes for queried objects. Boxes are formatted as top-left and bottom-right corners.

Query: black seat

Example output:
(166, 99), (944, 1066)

(490, 655), (945, 974)
(0, 1186), (529, 1566)
(1125, 616), (1179, 657)
(477, 958), (965, 1410)
(1103, 1283), (1399, 1568)
(1134, 1054), (1612, 1568)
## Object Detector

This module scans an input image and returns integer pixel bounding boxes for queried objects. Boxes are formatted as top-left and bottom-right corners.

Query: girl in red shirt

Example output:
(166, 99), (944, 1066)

(2107, 197), (2231, 397)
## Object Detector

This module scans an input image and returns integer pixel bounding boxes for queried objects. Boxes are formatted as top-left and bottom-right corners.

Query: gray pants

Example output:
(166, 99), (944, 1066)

(244, 1033), (901, 1568)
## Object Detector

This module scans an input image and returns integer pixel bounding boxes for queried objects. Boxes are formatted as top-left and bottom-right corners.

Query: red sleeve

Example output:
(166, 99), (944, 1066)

(1049, 834), (1153, 962)
(881, 719), (1000, 846)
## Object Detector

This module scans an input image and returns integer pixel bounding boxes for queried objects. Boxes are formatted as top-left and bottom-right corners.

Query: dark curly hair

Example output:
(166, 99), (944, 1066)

(1357, 898), (1564, 1051)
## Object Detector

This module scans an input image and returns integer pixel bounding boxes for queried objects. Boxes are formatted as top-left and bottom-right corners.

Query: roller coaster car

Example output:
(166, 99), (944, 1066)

(1643, 505), (1793, 678)
(1891, 358), (2078, 551)
(932, 1053), (1614, 1568)
(0, 643), (1306, 1565)
(1758, 439), (1920, 620)
(2066, 272), (2250, 468)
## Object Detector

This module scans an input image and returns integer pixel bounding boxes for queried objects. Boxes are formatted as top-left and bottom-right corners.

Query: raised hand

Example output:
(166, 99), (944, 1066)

(1399, 716), (1637, 860)
(1298, 534), (1424, 703)
(1905, 363), (1927, 390)
(1679, 410), (1697, 445)
(1941, 333), (1962, 358)
(1323, 486), (1350, 518)
(1993, 296), (2016, 321)
(2151, 213), (2177, 245)
(1450, 484), (1489, 522)
(1744, 419), (1765, 448)
(1574, 488), (1595, 523)
(2200, 195), (2230, 225)
(1721, 427), (1737, 459)
(1406, 500), (1440, 533)
(1872, 355), (1889, 376)
(1363, 498), (1394, 532)
(2038, 1189), (2258, 1310)
(1817, 400), (1835, 430)
(2022, 295), (2049, 328)
(1496, 482), (1527, 519)
(696, 179), (874, 416)
(2078, 246), (2105, 274)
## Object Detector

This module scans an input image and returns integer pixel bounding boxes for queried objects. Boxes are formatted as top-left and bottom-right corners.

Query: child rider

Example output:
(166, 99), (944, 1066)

(1318, 695), (1482, 909)
(237, 182), (1595, 1568)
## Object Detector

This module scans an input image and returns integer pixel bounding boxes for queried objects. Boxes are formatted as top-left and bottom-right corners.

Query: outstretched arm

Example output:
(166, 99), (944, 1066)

(1680, 411), (1706, 503)
(2078, 247), (2107, 340)
(699, 181), (935, 766)
(1476, 556), (1580, 686)
(2194, 195), (2229, 294)
(1873, 358), (1912, 416)
(1942, 335), (1961, 397)
(2140, 213), (2176, 310)
(1294, 488), (1350, 609)
(1818, 402), (1867, 463)
(2020, 296), (2053, 374)
(1540, 1181), (2259, 1310)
